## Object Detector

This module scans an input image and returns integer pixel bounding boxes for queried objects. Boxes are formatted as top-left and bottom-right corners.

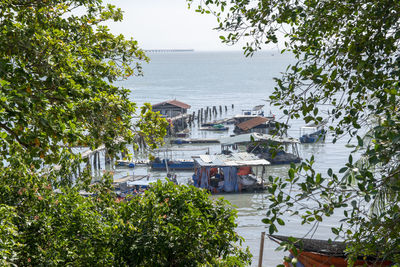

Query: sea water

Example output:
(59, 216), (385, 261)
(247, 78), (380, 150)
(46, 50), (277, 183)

(114, 51), (354, 266)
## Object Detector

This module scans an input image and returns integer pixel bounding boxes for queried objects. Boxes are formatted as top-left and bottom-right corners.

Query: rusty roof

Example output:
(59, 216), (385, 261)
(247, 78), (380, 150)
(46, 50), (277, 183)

(236, 117), (269, 131)
(152, 99), (191, 110)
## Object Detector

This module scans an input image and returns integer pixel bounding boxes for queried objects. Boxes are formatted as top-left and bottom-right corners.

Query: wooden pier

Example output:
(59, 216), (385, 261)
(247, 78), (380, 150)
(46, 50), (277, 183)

(113, 174), (149, 184)
(144, 49), (194, 53)
(170, 138), (220, 144)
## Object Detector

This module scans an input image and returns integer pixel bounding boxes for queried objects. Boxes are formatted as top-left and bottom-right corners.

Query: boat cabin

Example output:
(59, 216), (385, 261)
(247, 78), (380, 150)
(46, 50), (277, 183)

(299, 119), (328, 143)
(152, 99), (191, 118)
(192, 152), (270, 194)
(220, 133), (301, 165)
(241, 105), (265, 116)
(151, 147), (210, 171)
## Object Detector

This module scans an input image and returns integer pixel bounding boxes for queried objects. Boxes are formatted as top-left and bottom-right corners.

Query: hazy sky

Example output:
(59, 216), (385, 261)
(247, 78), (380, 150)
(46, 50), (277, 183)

(103, 0), (281, 51)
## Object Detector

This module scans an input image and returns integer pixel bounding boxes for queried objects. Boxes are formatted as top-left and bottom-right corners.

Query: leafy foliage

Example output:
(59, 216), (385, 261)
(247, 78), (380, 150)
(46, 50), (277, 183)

(188, 0), (400, 264)
(0, 205), (20, 265)
(0, 0), (250, 266)
(115, 180), (252, 267)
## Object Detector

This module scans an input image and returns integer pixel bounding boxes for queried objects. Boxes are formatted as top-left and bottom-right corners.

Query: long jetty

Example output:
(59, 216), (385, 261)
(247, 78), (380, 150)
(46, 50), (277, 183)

(145, 49), (194, 53)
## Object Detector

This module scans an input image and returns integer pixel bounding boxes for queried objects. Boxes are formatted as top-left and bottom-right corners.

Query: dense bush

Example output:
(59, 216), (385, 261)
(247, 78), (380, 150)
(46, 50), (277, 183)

(0, 0), (251, 266)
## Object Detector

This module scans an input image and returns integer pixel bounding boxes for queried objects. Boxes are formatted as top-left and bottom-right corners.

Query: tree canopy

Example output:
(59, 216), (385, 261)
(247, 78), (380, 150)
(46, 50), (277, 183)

(0, 1), (251, 265)
(188, 0), (400, 265)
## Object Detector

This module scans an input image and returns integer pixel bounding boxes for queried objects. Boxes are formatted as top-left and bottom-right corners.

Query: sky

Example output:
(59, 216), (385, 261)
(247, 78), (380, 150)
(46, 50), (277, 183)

(103, 0), (281, 51)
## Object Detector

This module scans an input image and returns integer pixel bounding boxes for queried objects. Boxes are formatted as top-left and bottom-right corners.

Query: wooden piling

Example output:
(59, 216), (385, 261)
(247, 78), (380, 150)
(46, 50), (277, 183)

(232, 104), (234, 109)
(78, 162), (81, 176)
(105, 152), (109, 166)
(219, 105), (222, 114)
(97, 152), (101, 171)
(225, 105), (228, 112)
(93, 153), (97, 176)
(258, 232), (266, 267)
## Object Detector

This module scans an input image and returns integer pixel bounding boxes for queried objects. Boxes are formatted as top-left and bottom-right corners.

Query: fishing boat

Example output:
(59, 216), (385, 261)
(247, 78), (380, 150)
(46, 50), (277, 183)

(241, 104), (274, 119)
(110, 175), (153, 199)
(269, 235), (393, 267)
(199, 124), (229, 131)
(175, 128), (190, 138)
(116, 160), (136, 168)
(116, 159), (150, 168)
(151, 158), (195, 171)
(220, 133), (301, 165)
(171, 138), (220, 145)
(150, 147), (210, 171)
(201, 118), (232, 127)
(299, 119), (327, 143)
(191, 152), (270, 194)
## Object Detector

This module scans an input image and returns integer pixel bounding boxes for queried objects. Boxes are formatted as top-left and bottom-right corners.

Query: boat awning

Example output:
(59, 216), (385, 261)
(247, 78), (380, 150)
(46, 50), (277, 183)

(220, 133), (300, 146)
(236, 117), (269, 131)
(303, 118), (328, 128)
(192, 152), (270, 167)
(252, 105), (264, 111)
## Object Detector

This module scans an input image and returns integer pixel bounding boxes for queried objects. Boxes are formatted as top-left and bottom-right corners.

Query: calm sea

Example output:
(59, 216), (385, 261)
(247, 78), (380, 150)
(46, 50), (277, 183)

(114, 51), (352, 266)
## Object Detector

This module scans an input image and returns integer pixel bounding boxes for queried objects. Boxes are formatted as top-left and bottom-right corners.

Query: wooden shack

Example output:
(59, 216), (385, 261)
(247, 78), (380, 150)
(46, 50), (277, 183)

(234, 116), (277, 135)
(152, 99), (191, 118)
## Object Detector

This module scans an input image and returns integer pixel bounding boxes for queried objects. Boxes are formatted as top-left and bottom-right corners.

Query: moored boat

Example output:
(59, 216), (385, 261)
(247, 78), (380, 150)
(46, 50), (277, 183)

(220, 133), (301, 165)
(116, 159), (150, 168)
(299, 119), (328, 143)
(269, 235), (393, 267)
(199, 124), (229, 131)
(150, 147), (210, 171)
(151, 158), (195, 171)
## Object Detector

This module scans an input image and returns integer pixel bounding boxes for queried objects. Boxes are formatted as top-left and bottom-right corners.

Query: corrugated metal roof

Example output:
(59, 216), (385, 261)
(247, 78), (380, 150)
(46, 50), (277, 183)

(152, 99), (191, 110)
(192, 152), (270, 167)
(220, 133), (300, 145)
(236, 117), (269, 131)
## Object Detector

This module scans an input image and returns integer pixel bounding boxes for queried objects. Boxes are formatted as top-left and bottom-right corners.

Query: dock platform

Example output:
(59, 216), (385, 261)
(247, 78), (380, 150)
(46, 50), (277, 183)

(113, 175), (149, 184)
(170, 138), (220, 144)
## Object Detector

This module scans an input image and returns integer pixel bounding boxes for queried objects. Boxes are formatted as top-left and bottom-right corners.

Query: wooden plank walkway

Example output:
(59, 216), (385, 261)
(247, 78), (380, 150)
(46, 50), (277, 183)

(170, 138), (220, 144)
(113, 175), (149, 184)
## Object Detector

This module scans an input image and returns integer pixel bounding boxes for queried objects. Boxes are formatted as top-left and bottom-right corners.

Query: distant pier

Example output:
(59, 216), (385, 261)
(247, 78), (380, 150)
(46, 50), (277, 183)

(144, 49), (194, 53)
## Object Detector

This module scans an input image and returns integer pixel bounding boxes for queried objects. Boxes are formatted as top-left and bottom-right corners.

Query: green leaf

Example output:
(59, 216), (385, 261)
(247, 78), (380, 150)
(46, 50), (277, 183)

(331, 228), (339, 235)
(277, 218), (285, 226)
